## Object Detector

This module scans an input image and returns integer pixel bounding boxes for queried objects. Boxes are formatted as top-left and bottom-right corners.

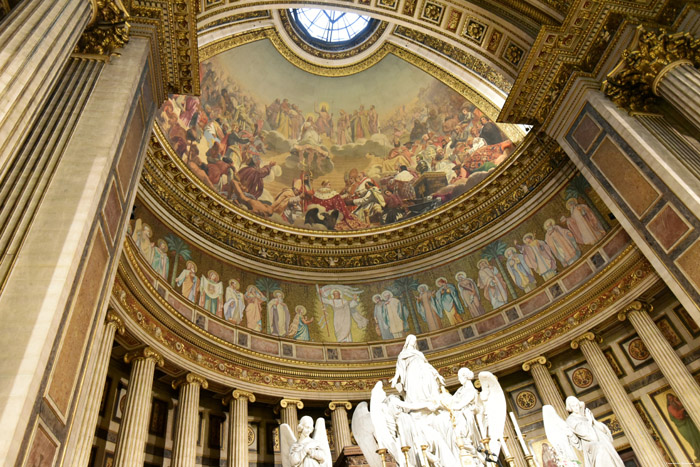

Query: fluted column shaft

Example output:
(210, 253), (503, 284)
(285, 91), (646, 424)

(172, 373), (208, 467)
(620, 302), (700, 430)
(329, 401), (353, 457)
(655, 62), (700, 131)
(571, 333), (666, 467)
(522, 356), (567, 419)
(0, 0), (92, 179)
(280, 398), (303, 430)
(226, 389), (255, 467)
(503, 418), (528, 467)
(71, 311), (124, 466)
(113, 348), (164, 467)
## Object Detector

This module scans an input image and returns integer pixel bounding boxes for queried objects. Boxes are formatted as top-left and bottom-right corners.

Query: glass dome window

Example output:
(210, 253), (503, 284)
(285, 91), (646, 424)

(288, 8), (379, 51)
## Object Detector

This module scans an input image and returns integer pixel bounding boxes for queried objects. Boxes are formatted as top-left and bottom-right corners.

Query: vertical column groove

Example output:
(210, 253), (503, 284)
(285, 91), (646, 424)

(171, 373), (207, 467)
(522, 356), (567, 419)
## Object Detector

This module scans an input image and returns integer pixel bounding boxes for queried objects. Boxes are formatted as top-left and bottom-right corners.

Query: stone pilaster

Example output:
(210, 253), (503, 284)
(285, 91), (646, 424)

(619, 301), (700, 430)
(503, 418), (528, 467)
(279, 398), (304, 430)
(171, 373), (208, 467)
(113, 347), (164, 467)
(521, 356), (567, 419)
(70, 311), (125, 466)
(329, 401), (353, 457)
(224, 389), (255, 467)
(571, 332), (666, 466)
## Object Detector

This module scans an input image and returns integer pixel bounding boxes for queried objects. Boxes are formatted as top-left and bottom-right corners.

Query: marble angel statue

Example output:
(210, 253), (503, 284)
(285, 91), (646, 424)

(280, 416), (332, 467)
(542, 397), (624, 467)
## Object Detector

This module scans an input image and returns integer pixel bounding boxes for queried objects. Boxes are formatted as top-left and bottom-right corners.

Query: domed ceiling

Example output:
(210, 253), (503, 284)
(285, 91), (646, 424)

(157, 35), (521, 233)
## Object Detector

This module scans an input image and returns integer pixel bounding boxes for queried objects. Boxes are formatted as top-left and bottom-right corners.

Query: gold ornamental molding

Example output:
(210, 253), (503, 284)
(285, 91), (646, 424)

(141, 131), (566, 272)
(617, 299), (653, 322)
(602, 26), (700, 114)
(280, 398), (304, 409)
(172, 372), (209, 389)
(499, 0), (694, 126)
(329, 401), (352, 410)
(124, 346), (165, 366)
(111, 239), (656, 396)
(75, 0), (131, 58)
(570, 331), (602, 349)
(106, 309), (126, 335)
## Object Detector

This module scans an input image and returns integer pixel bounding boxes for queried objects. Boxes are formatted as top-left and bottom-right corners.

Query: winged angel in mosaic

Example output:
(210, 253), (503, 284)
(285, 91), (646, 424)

(281, 415), (332, 467)
(352, 335), (507, 466)
(542, 397), (624, 467)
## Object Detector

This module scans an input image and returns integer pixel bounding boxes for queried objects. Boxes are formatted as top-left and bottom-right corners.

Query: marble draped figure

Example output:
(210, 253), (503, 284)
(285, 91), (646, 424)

(542, 396), (624, 467)
(352, 335), (507, 467)
(280, 415), (332, 467)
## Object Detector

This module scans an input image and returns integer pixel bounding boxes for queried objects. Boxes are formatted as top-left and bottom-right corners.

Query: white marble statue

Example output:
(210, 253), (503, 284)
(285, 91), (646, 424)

(542, 397), (624, 467)
(280, 416), (332, 467)
(352, 335), (508, 467)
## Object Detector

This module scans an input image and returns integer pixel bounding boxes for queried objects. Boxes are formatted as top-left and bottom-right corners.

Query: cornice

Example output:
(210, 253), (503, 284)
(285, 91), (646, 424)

(141, 129), (566, 273)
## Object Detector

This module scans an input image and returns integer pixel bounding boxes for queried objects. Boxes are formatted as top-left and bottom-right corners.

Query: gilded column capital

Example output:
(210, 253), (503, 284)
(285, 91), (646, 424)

(172, 372), (208, 390)
(224, 389), (256, 406)
(75, 0), (131, 58)
(570, 332), (602, 349)
(280, 398), (304, 410)
(329, 401), (352, 411)
(617, 300), (653, 321)
(105, 309), (125, 335)
(602, 26), (700, 113)
(521, 355), (550, 372)
(124, 346), (164, 367)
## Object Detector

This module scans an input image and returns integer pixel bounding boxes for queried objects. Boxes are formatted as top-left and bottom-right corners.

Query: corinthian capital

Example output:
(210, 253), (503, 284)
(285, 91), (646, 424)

(75, 0), (131, 57)
(602, 26), (700, 113)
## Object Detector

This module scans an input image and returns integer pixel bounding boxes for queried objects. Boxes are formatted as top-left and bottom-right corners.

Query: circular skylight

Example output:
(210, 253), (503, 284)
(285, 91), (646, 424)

(289, 8), (377, 48)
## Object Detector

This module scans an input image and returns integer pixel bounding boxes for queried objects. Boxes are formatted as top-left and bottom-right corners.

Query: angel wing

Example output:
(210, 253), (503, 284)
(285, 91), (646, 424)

(280, 423), (297, 467)
(369, 382), (405, 467)
(542, 405), (580, 464)
(312, 417), (333, 467)
(352, 402), (383, 467)
(478, 371), (507, 457)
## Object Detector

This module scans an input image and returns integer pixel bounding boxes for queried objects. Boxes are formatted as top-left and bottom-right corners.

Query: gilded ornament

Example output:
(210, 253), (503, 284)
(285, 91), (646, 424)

(602, 27), (699, 113)
(106, 309), (125, 335)
(280, 398), (304, 409)
(124, 346), (165, 367)
(515, 390), (537, 410)
(570, 331), (600, 349)
(617, 299), (652, 321)
(521, 355), (549, 372)
(329, 401), (352, 411)
(570, 367), (593, 388)
(172, 372), (209, 389)
(75, 0), (130, 58)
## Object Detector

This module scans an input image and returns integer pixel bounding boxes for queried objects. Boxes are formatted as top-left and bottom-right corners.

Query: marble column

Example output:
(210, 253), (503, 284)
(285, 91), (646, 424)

(171, 373), (208, 467)
(619, 301), (700, 429)
(571, 332), (666, 466)
(654, 61), (700, 131)
(0, 0), (92, 177)
(503, 418), (528, 467)
(71, 311), (125, 466)
(113, 347), (164, 467)
(521, 356), (567, 419)
(329, 401), (353, 457)
(225, 389), (255, 467)
(280, 398), (304, 429)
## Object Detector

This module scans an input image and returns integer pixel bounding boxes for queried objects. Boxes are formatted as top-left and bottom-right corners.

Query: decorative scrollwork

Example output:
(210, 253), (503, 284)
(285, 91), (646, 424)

(75, 0), (130, 57)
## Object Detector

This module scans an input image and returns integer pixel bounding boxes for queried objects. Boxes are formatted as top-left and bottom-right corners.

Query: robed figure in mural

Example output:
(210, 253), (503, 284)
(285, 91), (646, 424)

(199, 270), (224, 317)
(667, 393), (700, 462)
(381, 290), (407, 339)
(373, 294), (392, 339)
(435, 278), (464, 325)
(544, 218), (580, 266)
(415, 284), (443, 332)
(287, 305), (313, 341)
(504, 247), (536, 293)
(267, 290), (291, 336)
(223, 279), (245, 323)
(562, 198), (606, 245)
(176, 260), (198, 303)
(151, 239), (169, 279)
(244, 285), (266, 331)
(319, 285), (368, 343)
(518, 234), (558, 281)
(455, 272), (485, 317)
(476, 259), (509, 309)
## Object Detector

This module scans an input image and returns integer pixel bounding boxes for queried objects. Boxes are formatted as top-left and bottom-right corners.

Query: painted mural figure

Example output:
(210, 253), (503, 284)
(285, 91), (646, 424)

(199, 270), (224, 317)
(372, 294), (392, 340)
(415, 284), (444, 332)
(320, 287), (368, 343)
(175, 260), (198, 303)
(132, 220), (154, 263)
(151, 239), (169, 279)
(244, 285), (266, 331)
(455, 272), (485, 317)
(667, 393), (700, 462)
(223, 279), (245, 323)
(381, 290), (406, 339)
(435, 277), (464, 325)
(267, 290), (291, 336)
(287, 305), (313, 341)
(476, 259), (509, 309)
(544, 218), (580, 266)
(517, 234), (558, 280)
(561, 198), (606, 245)
(504, 247), (537, 293)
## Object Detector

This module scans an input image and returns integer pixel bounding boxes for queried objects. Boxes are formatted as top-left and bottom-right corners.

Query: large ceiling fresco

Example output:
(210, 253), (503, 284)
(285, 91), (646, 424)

(157, 39), (518, 232)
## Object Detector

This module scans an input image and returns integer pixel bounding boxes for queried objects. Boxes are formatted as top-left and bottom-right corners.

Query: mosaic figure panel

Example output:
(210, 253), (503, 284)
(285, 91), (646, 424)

(157, 39), (517, 231)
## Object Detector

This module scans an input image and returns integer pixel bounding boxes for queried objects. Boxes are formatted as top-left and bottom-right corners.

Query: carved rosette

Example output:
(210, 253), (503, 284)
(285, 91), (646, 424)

(602, 27), (700, 113)
(75, 0), (130, 58)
